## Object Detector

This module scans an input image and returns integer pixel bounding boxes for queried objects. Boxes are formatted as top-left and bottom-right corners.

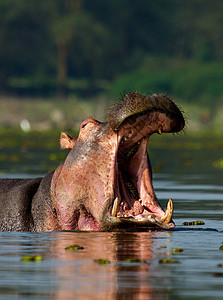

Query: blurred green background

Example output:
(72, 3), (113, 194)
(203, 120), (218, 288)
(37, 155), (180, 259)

(0, 0), (223, 134)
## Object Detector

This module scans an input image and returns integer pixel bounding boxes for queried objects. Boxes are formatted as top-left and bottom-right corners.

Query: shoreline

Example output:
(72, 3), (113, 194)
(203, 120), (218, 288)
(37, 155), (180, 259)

(0, 96), (222, 135)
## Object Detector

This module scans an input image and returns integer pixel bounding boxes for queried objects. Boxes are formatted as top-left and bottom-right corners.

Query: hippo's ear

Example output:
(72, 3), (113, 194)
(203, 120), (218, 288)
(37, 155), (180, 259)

(60, 132), (77, 149)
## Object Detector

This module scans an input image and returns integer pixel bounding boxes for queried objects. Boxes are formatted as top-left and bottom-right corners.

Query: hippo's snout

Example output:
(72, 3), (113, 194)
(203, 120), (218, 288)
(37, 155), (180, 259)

(108, 93), (185, 133)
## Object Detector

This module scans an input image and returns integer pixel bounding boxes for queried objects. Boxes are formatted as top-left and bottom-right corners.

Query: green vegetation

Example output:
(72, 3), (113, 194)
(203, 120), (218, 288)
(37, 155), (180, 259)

(65, 245), (84, 250)
(124, 258), (147, 263)
(94, 259), (110, 265)
(159, 258), (180, 264)
(20, 255), (43, 262)
(0, 0), (223, 132)
(182, 221), (205, 226)
(111, 60), (223, 106)
(173, 248), (184, 253)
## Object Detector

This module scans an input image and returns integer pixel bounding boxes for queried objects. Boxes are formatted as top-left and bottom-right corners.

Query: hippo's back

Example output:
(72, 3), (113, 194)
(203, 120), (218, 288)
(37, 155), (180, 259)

(0, 178), (42, 231)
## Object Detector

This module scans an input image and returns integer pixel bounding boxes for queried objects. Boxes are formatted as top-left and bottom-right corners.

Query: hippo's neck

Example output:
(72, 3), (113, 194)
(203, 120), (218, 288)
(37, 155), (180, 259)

(31, 172), (60, 231)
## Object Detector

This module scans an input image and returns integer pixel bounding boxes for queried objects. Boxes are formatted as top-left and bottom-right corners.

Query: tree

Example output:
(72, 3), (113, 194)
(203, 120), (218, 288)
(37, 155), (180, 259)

(48, 0), (83, 97)
(48, 0), (110, 97)
(0, 0), (51, 92)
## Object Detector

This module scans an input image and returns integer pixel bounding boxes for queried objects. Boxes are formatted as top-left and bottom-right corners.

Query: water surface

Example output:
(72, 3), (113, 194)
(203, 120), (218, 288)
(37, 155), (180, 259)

(0, 134), (223, 299)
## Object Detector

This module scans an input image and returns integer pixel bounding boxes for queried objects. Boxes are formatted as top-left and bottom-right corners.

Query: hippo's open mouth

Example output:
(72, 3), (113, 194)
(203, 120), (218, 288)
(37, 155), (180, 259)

(106, 93), (185, 230)
(53, 92), (185, 232)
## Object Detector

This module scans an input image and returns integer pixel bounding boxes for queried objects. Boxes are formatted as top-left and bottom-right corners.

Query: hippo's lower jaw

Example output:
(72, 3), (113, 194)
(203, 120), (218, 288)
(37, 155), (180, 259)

(108, 199), (174, 230)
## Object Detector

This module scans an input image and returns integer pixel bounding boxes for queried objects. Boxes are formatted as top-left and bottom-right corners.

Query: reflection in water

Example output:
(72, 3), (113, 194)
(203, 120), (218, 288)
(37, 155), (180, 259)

(114, 232), (163, 300)
(45, 231), (171, 300)
(49, 232), (118, 299)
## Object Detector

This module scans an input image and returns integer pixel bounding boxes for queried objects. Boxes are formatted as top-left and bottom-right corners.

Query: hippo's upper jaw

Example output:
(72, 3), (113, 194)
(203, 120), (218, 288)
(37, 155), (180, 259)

(52, 92), (185, 232)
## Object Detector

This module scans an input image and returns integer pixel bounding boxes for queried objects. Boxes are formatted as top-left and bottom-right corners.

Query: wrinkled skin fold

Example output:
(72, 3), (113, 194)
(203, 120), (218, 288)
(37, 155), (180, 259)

(0, 92), (185, 232)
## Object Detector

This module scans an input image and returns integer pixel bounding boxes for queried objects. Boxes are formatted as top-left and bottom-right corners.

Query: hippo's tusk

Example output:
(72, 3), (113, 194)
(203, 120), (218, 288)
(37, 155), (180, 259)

(161, 198), (173, 223)
(158, 121), (164, 135)
(158, 121), (165, 126)
(111, 197), (119, 217)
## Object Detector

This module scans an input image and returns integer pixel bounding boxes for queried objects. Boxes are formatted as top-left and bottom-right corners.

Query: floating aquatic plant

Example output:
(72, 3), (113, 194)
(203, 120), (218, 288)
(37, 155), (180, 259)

(65, 245), (84, 250)
(159, 258), (180, 264)
(182, 220), (205, 226)
(173, 248), (184, 253)
(94, 259), (110, 264)
(125, 258), (147, 263)
(20, 255), (43, 262)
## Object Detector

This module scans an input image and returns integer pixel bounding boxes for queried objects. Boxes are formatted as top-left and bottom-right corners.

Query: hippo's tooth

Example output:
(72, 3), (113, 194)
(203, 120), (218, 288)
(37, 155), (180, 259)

(111, 197), (119, 217)
(158, 121), (164, 126)
(158, 121), (164, 135)
(161, 198), (173, 223)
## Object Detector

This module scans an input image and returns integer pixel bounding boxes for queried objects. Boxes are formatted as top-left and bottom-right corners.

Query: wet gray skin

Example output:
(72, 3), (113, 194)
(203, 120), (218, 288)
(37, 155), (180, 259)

(0, 92), (185, 232)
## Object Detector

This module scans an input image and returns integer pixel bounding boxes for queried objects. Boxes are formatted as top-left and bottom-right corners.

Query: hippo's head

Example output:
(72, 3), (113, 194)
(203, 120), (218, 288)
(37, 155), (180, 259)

(51, 93), (185, 231)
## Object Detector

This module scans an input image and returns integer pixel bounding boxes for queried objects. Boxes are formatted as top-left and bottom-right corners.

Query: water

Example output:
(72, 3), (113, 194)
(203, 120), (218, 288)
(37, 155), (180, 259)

(0, 134), (223, 299)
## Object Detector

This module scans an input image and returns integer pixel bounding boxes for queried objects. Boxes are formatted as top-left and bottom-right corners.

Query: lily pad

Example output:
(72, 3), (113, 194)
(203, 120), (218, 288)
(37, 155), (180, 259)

(173, 248), (184, 253)
(94, 259), (110, 264)
(182, 220), (205, 226)
(20, 255), (43, 262)
(65, 245), (84, 250)
(125, 258), (147, 263)
(213, 158), (223, 168)
(159, 258), (180, 264)
(156, 246), (167, 250)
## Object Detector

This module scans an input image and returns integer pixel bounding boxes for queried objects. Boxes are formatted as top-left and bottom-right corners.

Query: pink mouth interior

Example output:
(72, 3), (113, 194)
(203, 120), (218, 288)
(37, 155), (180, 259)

(111, 111), (174, 225)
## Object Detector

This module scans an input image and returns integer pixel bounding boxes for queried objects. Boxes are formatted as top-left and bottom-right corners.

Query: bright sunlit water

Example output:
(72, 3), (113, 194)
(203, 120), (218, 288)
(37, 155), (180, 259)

(0, 134), (223, 299)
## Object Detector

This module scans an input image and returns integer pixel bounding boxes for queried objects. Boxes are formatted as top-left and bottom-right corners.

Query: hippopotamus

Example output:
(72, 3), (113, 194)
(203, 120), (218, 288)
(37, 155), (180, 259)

(0, 92), (185, 232)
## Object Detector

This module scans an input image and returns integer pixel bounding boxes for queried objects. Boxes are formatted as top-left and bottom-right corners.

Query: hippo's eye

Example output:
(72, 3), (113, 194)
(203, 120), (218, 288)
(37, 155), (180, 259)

(81, 118), (97, 129)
